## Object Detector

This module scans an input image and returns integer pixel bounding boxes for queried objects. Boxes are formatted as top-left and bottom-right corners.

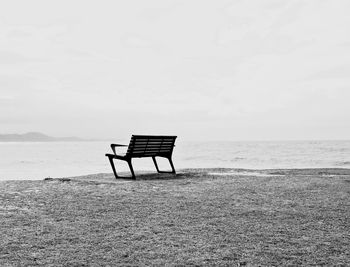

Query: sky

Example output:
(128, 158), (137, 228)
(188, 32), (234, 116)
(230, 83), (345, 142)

(1, 0), (350, 141)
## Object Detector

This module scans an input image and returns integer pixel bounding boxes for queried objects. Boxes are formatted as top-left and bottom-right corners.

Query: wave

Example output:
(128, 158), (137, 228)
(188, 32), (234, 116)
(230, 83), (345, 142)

(18, 160), (40, 164)
(335, 161), (350, 166)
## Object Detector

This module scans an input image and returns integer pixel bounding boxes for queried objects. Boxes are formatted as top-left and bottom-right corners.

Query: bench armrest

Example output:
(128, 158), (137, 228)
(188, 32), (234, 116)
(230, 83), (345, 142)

(111, 144), (128, 155)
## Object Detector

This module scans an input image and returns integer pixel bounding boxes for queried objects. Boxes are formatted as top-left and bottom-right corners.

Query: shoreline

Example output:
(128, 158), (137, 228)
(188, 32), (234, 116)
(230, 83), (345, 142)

(1, 168), (349, 266)
(1, 167), (350, 182)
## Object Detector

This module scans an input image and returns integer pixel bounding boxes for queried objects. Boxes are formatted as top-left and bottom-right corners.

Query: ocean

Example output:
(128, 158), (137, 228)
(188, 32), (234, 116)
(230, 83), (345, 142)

(1, 140), (350, 180)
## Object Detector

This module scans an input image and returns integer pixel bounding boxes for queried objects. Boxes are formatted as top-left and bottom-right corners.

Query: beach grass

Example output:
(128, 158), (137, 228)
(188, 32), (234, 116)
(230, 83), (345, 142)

(1, 168), (349, 266)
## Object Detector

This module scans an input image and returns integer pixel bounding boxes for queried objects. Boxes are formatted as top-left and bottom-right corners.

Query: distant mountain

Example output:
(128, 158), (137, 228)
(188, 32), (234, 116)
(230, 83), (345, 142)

(0, 132), (86, 142)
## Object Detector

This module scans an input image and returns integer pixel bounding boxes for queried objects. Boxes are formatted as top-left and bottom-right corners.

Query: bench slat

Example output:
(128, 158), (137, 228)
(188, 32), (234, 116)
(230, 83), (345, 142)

(132, 141), (175, 145)
(132, 136), (175, 139)
(130, 142), (174, 146)
(129, 148), (173, 152)
(129, 150), (173, 155)
(129, 145), (174, 150)
(130, 153), (171, 157)
(132, 140), (173, 142)
(132, 135), (176, 139)
(129, 145), (174, 149)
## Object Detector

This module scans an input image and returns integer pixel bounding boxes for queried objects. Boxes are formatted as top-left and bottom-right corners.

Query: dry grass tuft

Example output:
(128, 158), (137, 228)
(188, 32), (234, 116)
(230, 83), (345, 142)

(1, 168), (349, 266)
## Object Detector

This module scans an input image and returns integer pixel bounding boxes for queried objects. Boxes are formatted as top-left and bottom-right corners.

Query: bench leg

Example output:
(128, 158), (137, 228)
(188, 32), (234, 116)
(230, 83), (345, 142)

(107, 156), (136, 179)
(108, 156), (119, 179)
(127, 159), (136, 179)
(152, 156), (176, 174)
(168, 157), (176, 174)
(152, 156), (160, 173)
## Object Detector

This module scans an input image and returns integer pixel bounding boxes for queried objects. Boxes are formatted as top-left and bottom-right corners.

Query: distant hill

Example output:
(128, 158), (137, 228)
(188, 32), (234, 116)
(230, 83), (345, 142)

(0, 132), (86, 142)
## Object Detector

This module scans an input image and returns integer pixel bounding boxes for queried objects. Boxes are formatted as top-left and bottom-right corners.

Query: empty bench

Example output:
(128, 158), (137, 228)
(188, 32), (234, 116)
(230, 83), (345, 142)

(105, 135), (177, 179)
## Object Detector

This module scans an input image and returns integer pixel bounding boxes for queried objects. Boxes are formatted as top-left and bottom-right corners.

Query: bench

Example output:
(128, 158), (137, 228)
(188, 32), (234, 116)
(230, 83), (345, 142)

(105, 135), (177, 179)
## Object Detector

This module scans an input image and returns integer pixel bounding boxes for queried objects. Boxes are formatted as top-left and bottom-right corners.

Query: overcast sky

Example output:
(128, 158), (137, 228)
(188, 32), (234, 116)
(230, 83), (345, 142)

(1, 0), (349, 141)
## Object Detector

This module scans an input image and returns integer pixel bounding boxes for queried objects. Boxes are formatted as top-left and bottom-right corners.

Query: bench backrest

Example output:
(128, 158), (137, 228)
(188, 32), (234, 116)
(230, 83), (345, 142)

(126, 135), (177, 158)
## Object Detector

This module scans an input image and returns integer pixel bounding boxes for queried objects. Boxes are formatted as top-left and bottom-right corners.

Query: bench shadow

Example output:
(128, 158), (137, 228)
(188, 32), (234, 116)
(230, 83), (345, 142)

(133, 172), (189, 181)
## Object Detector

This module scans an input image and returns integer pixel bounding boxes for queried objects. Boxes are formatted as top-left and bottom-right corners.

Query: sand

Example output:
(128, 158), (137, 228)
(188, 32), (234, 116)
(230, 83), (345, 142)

(1, 168), (349, 266)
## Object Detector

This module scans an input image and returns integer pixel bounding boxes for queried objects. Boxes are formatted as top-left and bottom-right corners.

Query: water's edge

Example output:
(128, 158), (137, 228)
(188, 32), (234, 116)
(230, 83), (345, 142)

(1, 140), (350, 180)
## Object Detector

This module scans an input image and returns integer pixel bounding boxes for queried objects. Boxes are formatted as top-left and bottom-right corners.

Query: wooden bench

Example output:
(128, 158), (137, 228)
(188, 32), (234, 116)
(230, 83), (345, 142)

(105, 135), (177, 179)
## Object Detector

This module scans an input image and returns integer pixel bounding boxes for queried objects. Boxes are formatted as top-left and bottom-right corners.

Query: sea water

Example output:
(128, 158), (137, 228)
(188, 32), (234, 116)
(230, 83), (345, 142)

(1, 140), (350, 180)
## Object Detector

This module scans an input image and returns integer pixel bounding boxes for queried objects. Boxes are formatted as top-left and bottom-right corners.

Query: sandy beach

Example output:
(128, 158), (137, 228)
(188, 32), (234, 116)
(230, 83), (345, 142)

(1, 168), (349, 266)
